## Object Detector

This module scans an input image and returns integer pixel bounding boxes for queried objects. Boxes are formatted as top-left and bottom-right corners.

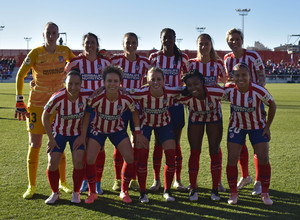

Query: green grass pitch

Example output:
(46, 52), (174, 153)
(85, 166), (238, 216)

(0, 83), (299, 219)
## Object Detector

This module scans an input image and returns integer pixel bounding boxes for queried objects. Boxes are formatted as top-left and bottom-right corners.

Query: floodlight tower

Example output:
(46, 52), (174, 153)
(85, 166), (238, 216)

(24, 37), (32, 52)
(195, 27), (206, 34)
(236, 8), (251, 46)
(176, 38), (183, 49)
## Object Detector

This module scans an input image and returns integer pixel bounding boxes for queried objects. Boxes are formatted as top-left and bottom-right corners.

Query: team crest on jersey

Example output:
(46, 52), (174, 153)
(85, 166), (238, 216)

(210, 66), (215, 72)
(58, 56), (64, 62)
(135, 65), (140, 71)
(163, 98), (168, 105)
(29, 123), (34, 130)
(208, 102), (213, 108)
(173, 61), (177, 67)
(229, 133), (234, 139)
(97, 64), (102, 70)
(78, 102), (84, 110)
(117, 104), (122, 111)
(248, 97), (253, 104)
(24, 57), (31, 65)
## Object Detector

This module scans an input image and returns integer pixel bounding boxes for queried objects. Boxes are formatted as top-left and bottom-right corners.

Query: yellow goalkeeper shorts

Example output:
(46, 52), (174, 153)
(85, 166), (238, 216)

(26, 106), (55, 134)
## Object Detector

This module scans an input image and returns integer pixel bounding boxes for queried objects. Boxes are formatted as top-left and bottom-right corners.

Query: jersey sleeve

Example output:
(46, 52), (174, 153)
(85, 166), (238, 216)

(44, 95), (58, 114)
(16, 49), (38, 95)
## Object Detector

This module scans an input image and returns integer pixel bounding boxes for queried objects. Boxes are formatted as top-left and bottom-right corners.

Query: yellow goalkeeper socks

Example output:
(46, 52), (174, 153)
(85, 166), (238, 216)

(27, 146), (40, 187)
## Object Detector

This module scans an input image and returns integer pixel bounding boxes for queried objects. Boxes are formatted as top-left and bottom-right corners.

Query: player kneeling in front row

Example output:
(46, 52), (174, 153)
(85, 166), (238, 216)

(42, 69), (92, 204)
(74, 65), (147, 204)
(224, 63), (276, 205)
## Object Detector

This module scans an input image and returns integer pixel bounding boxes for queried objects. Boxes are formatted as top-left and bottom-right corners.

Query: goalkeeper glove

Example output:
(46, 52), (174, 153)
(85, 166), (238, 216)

(15, 95), (30, 121)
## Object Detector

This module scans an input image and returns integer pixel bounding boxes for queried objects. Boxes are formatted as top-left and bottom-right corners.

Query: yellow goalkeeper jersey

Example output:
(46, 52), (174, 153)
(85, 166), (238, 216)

(16, 45), (76, 107)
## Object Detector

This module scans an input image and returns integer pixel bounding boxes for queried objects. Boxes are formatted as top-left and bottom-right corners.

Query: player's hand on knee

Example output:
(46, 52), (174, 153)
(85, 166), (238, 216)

(15, 95), (30, 121)
(73, 135), (86, 151)
(47, 138), (60, 154)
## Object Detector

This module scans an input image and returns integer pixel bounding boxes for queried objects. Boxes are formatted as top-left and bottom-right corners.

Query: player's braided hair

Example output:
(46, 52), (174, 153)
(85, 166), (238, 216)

(160, 28), (182, 66)
(181, 69), (206, 97)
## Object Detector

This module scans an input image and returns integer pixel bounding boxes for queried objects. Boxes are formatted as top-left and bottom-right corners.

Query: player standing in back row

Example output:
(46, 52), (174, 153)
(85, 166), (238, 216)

(15, 22), (75, 199)
(224, 28), (266, 195)
(149, 28), (189, 192)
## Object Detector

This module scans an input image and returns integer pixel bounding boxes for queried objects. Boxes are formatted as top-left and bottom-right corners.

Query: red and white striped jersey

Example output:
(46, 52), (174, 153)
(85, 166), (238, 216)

(224, 82), (274, 130)
(44, 88), (93, 136)
(89, 91), (135, 134)
(224, 49), (265, 83)
(177, 86), (224, 122)
(149, 51), (189, 87)
(188, 58), (226, 85)
(111, 53), (150, 89)
(129, 86), (181, 127)
(65, 54), (111, 90)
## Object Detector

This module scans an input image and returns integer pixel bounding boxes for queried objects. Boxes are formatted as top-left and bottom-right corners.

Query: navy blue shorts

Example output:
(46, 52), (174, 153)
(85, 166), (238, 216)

(121, 108), (135, 132)
(227, 127), (269, 145)
(188, 117), (223, 126)
(87, 128), (129, 149)
(52, 133), (85, 153)
(169, 104), (185, 130)
(142, 123), (175, 144)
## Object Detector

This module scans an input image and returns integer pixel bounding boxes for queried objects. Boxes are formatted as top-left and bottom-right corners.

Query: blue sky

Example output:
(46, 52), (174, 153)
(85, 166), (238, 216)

(0, 0), (299, 51)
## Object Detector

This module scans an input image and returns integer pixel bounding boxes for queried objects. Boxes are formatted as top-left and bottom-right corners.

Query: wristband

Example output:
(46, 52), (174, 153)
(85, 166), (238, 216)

(16, 95), (24, 102)
(135, 127), (140, 131)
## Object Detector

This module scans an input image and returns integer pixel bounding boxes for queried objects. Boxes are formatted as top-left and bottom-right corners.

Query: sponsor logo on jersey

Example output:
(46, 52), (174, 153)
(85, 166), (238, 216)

(61, 112), (85, 120)
(98, 113), (121, 121)
(144, 106), (168, 115)
(163, 68), (179, 76)
(254, 58), (263, 68)
(24, 57), (31, 65)
(123, 72), (141, 80)
(231, 104), (255, 113)
(81, 73), (103, 81)
(59, 56), (64, 62)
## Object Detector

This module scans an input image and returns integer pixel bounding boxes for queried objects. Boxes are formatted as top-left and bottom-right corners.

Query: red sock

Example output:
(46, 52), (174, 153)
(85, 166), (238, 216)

(258, 163), (271, 193)
(73, 168), (84, 193)
(239, 143), (249, 178)
(82, 152), (87, 180)
(219, 148), (223, 182)
(86, 164), (96, 194)
(153, 144), (163, 180)
(254, 154), (259, 181)
(122, 162), (134, 192)
(132, 147), (138, 180)
(210, 153), (221, 189)
(226, 165), (238, 193)
(113, 148), (124, 180)
(164, 149), (175, 190)
(137, 148), (149, 191)
(96, 150), (105, 182)
(175, 145), (182, 181)
(47, 169), (59, 193)
(188, 149), (201, 189)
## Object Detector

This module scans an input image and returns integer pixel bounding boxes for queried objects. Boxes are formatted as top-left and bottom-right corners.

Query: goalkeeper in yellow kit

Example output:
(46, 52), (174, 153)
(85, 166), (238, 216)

(15, 22), (76, 199)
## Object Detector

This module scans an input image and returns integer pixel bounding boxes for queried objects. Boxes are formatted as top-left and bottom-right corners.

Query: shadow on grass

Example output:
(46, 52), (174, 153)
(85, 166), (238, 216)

(77, 187), (300, 219)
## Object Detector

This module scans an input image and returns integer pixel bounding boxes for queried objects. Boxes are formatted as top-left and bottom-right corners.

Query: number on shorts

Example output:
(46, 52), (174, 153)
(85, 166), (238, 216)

(30, 112), (37, 123)
(228, 127), (241, 134)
